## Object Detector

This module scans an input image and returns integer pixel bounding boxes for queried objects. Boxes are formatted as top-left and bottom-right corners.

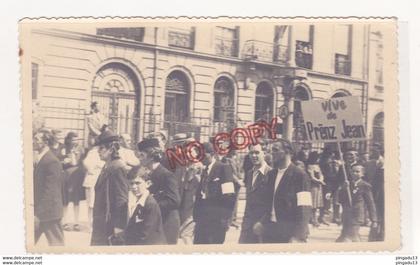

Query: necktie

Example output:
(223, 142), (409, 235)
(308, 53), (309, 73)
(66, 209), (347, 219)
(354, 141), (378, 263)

(201, 165), (209, 198)
(252, 169), (260, 189)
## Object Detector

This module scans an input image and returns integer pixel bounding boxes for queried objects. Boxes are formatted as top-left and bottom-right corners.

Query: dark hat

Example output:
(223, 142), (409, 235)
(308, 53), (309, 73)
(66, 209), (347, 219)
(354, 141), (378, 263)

(202, 142), (214, 154)
(137, 138), (160, 151)
(96, 130), (119, 146)
(66, 131), (78, 139)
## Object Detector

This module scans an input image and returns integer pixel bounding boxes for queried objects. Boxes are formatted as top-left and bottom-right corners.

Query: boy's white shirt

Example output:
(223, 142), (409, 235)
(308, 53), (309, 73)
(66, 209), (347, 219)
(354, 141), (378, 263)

(353, 178), (362, 187)
(128, 190), (150, 217)
(152, 162), (160, 170)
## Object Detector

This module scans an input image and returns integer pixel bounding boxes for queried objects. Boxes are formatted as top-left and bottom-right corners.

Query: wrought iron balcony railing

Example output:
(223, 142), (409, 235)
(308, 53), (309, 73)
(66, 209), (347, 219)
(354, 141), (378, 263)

(96, 27), (145, 42)
(215, 37), (239, 57)
(335, 54), (352, 76)
(242, 40), (289, 64)
(168, 28), (195, 49)
(295, 40), (313, 69)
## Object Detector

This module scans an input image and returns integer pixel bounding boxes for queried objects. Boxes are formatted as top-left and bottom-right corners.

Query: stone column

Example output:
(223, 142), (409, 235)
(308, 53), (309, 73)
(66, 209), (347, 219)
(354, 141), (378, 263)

(287, 26), (296, 67)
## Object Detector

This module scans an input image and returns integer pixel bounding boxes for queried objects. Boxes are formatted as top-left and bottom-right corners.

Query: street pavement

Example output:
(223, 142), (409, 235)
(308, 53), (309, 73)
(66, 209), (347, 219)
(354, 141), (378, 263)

(36, 199), (369, 247)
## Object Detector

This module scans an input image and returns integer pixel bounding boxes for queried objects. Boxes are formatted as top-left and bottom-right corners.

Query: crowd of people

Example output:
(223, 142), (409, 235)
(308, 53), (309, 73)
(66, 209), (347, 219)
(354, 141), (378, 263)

(32, 103), (385, 246)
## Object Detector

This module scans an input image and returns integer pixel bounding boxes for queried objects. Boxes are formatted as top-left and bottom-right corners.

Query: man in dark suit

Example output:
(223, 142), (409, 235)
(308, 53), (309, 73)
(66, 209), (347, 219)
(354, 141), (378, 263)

(136, 138), (181, 244)
(193, 143), (236, 244)
(90, 130), (129, 246)
(33, 130), (64, 246)
(253, 138), (312, 243)
(366, 144), (384, 241)
(239, 144), (272, 243)
(336, 163), (378, 242)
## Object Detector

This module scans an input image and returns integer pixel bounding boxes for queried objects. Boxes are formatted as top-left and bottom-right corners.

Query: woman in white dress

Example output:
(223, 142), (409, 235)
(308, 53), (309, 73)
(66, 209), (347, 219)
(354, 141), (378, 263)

(82, 145), (105, 229)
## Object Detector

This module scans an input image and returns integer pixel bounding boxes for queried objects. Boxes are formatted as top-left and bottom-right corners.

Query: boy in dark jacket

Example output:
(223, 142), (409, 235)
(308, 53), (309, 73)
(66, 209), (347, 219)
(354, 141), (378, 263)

(124, 166), (167, 245)
(336, 163), (378, 242)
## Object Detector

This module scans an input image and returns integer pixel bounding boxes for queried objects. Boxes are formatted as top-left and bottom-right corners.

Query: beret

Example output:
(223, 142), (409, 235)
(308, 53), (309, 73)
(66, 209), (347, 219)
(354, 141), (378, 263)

(137, 138), (160, 151)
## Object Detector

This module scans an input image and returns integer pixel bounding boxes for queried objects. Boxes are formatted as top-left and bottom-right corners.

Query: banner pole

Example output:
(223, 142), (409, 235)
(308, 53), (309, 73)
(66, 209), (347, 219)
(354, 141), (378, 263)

(337, 142), (352, 207)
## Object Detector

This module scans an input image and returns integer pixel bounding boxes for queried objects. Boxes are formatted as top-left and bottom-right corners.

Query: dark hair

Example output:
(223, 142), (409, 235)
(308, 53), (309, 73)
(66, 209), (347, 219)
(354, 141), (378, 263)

(272, 138), (294, 155)
(64, 132), (78, 153)
(101, 141), (120, 160)
(64, 132), (77, 145)
(307, 151), (319, 165)
(294, 150), (308, 164)
(100, 124), (108, 133)
(34, 129), (53, 145)
(351, 163), (365, 170)
(144, 146), (163, 162)
(345, 147), (358, 154)
(128, 166), (151, 181)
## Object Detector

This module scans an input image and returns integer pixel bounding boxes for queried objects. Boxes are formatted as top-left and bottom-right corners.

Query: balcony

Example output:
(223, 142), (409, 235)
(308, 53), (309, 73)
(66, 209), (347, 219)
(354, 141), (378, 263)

(335, 54), (351, 76)
(96, 27), (145, 42)
(215, 37), (238, 57)
(242, 40), (289, 64)
(168, 28), (195, 49)
(295, 40), (313, 69)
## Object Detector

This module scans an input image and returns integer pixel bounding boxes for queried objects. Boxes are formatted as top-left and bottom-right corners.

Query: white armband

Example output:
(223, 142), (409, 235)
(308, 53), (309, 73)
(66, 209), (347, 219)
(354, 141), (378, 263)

(221, 182), (235, 194)
(297, 191), (312, 206)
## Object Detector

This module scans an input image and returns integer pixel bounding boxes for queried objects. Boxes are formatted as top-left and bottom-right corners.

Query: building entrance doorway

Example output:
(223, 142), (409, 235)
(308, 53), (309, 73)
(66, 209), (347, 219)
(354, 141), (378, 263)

(91, 62), (141, 142)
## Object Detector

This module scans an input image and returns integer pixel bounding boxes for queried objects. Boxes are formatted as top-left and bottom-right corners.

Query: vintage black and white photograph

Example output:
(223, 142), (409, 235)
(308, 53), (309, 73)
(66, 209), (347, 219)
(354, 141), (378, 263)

(19, 18), (399, 253)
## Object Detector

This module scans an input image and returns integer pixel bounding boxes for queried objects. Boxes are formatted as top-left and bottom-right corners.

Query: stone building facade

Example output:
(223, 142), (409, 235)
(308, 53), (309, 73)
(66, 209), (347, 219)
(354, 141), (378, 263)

(26, 22), (385, 149)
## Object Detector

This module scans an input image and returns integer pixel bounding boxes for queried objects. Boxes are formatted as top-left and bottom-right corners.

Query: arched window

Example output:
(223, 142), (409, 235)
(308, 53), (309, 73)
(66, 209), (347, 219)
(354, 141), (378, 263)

(332, 90), (351, 98)
(372, 112), (384, 146)
(255, 82), (274, 122)
(164, 70), (190, 126)
(92, 62), (140, 142)
(214, 77), (235, 123)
